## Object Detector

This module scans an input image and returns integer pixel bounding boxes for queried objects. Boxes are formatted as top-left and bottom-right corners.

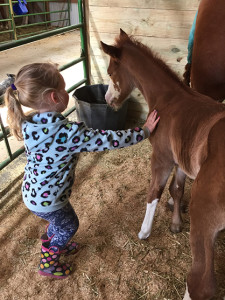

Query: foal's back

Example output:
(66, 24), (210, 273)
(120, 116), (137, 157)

(167, 93), (225, 179)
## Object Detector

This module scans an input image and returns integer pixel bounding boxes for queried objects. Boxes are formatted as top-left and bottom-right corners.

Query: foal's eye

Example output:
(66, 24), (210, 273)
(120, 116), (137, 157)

(108, 73), (112, 77)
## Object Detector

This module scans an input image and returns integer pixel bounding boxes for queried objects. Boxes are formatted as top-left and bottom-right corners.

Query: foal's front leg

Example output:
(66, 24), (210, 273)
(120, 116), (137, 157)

(138, 155), (173, 240)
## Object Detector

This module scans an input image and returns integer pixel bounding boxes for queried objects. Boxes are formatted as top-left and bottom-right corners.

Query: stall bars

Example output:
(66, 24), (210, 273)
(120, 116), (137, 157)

(0, 0), (90, 170)
(0, 0), (71, 42)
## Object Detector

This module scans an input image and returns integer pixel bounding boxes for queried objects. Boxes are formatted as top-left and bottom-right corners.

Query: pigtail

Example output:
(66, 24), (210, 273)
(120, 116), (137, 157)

(5, 87), (27, 141)
(4, 62), (62, 141)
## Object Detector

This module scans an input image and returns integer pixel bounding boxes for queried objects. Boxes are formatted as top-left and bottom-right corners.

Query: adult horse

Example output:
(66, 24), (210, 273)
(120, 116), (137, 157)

(183, 0), (225, 102)
(101, 29), (225, 300)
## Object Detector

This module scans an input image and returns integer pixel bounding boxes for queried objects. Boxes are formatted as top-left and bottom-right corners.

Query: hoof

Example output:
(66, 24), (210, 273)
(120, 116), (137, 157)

(170, 223), (182, 233)
(138, 231), (150, 240)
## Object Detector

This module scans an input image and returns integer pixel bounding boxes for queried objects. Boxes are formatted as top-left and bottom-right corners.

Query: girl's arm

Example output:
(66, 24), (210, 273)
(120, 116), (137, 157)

(65, 110), (160, 153)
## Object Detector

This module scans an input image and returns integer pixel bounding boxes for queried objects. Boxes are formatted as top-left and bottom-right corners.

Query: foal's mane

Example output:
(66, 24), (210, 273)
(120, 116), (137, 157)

(115, 33), (190, 91)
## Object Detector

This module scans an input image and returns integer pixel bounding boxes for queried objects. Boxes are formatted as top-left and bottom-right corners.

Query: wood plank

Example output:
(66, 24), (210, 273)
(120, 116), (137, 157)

(89, 7), (197, 39)
(89, 0), (200, 11)
(90, 59), (188, 79)
(90, 32), (189, 67)
(87, 0), (200, 121)
(90, 56), (187, 82)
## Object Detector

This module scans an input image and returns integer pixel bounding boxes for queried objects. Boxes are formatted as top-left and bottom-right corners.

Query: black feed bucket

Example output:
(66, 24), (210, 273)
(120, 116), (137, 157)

(73, 84), (128, 130)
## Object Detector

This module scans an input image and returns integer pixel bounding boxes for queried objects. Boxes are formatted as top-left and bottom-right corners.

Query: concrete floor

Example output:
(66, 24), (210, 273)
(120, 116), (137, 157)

(0, 30), (84, 162)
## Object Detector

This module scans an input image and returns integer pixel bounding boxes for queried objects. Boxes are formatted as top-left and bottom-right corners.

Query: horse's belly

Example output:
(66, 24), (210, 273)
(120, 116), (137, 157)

(175, 160), (198, 180)
(182, 165), (198, 180)
(172, 142), (206, 180)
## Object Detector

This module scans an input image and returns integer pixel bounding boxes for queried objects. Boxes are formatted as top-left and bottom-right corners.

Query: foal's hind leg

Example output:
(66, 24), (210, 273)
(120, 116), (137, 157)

(168, 166), (186, 233)
(184, 172), (225, 300)
(185, 203), (217, 300)
(138, 155), (173, 240)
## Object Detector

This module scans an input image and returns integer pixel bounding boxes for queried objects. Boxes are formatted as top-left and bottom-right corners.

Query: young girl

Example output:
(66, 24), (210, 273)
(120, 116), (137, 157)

(5, 62), (160, 279)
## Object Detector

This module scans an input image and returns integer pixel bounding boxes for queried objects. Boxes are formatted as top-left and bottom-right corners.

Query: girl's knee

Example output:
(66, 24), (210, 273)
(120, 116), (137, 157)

(67, 214), (79, 237)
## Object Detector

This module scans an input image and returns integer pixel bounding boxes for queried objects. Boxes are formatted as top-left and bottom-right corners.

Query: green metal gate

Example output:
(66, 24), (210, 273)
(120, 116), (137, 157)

(0, 0), (72, 43)
(0, 0), (89, 170)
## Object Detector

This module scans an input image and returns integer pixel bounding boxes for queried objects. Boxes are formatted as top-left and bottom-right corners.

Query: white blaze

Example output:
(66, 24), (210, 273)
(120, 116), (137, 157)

(105, 79), (121, 105)
(138, 199), (159, 240)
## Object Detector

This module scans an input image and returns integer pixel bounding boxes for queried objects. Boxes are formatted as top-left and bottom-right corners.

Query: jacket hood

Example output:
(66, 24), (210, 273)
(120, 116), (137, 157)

(22, 112), (66, 151)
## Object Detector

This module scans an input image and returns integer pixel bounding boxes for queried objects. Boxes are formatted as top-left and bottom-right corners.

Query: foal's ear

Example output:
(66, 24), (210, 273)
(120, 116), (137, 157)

(101, 41), (121, 60)
(120, 28), (128, 37)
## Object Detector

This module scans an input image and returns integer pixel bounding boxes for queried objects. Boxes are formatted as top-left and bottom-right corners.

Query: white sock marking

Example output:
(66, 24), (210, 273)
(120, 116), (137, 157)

(183, 284), (192, 300)
(138, 199), (159, 240)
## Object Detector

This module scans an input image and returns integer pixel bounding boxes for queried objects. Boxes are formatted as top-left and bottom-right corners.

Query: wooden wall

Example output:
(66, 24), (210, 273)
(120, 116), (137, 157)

(87, 0), (200, 120)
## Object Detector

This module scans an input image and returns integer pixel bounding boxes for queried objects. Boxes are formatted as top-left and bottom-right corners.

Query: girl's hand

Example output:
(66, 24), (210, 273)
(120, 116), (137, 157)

(144, 110), (160, 133)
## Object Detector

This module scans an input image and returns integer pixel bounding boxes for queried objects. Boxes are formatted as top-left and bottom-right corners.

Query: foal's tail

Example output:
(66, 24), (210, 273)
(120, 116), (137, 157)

(183, 63), (191, 87)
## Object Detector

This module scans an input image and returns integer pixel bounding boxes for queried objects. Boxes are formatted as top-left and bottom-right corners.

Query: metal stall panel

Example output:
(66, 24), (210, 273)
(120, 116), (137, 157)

(0, 0), (90, 170)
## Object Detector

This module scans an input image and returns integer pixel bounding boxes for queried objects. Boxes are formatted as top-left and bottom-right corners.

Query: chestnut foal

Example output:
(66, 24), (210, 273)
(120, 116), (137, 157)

(101, 29), (225, 300)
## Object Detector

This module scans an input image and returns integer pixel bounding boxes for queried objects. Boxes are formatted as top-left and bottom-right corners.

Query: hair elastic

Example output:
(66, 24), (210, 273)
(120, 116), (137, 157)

(11, 83), (17, 90)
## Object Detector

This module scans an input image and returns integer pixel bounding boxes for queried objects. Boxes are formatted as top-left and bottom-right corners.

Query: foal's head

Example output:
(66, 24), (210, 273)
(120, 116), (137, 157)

(101, 29), (135, 110)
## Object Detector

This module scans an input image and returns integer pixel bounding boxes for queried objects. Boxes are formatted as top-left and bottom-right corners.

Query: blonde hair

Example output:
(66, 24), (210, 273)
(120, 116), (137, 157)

(5, 63), (61, 140)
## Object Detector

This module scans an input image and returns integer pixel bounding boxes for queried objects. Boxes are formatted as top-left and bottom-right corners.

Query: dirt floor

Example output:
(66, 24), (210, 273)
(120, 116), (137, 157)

(1, 132), (225, 299)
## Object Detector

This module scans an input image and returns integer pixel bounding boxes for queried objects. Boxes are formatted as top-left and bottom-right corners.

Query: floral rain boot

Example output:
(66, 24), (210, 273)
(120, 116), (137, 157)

(38, 243), (72, 279)
(60, 241), (80, 256)
(41, 226), (80, 256)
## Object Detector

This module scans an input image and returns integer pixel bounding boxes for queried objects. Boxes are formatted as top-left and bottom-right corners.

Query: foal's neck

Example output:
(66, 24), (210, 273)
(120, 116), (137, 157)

(123, 45), (183, 108)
